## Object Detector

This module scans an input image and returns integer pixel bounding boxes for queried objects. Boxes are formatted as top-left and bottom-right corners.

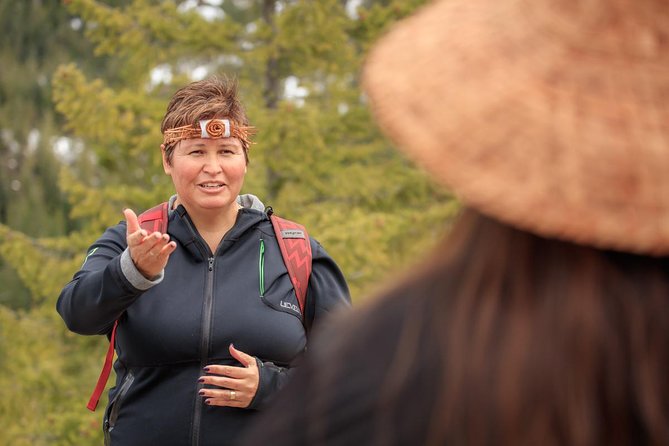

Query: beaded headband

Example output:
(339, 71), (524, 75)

(163, 118), (256, 150)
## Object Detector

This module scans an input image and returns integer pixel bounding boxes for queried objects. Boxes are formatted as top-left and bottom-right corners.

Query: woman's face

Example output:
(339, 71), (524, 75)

(163, 137), (247, 214)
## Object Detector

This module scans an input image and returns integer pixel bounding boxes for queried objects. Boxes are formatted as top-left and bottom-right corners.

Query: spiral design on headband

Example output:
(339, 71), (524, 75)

(206, 119), (227, 138)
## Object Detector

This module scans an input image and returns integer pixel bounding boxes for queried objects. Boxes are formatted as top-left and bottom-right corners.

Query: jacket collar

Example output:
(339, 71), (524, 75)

(167, 196), (268, 262)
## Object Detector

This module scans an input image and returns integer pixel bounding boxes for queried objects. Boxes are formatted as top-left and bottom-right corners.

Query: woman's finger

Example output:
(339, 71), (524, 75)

(140, 232), (167, 249)
(124, 209), (151, 249)
(124, 208), (141, 234)
(204, 397), (246, 408)
(135, 233), (169, 257)
(127, 228), (148, 248)
(199, 375), (242, 390)
(203, 364), (248, 379)
(229, 344), (257, 368)
(200, 389), (251, 408)
(158, 240), (177, 258)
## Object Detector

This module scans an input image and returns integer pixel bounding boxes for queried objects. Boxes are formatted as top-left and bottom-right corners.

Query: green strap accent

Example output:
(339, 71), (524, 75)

(258, 239), (265, 297)
(81, 247), (99, 267)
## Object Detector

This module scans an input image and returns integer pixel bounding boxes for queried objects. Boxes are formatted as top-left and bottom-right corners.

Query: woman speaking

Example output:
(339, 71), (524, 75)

(57, 77), (350, 446)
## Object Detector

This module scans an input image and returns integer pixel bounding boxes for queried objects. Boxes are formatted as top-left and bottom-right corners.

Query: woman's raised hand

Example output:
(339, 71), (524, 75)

(198, 344), (260, 408)
(124, 208), (177, 279)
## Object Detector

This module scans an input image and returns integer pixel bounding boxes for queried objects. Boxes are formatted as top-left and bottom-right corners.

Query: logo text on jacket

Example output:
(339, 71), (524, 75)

(280, 301), (301, 314)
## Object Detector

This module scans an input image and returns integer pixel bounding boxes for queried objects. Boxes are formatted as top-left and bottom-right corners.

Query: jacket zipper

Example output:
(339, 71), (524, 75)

(109, 372), (135, 427)
(259, 239), (265, 297)
(104, 371), (135, 445)
(192, 255), (216, 446)
(179, 212), (213, 446)
(182, 209), (240, 446)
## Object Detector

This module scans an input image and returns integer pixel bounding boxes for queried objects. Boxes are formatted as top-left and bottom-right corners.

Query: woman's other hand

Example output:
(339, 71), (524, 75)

(124, 208), (177, 279)
(198, 344), (260, 408)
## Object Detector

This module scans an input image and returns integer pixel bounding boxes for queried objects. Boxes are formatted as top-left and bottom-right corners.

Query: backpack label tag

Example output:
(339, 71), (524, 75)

(281, 229), (305, 239)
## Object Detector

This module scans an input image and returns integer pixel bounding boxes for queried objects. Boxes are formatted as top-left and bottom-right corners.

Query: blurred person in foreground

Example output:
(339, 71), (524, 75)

(57, 77), (350, 445)
(240, 0), (669, 444)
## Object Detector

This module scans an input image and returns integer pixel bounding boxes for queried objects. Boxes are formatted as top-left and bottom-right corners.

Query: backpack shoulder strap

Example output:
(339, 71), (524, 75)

(87, 320), (118, 411)
(138, 202), (169, 233)
(87, 202), (169, 411)
(269, 213), (313, 315)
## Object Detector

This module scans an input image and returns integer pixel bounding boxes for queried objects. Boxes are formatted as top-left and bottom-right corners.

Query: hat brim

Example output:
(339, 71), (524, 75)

(363, 0), (669, 255)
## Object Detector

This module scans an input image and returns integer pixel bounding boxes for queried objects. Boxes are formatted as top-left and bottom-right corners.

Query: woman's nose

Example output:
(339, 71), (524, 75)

(202, 154), (222, 174)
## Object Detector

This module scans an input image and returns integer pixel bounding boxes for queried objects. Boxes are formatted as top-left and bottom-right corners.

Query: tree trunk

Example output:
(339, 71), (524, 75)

(262, 0), (281, 200)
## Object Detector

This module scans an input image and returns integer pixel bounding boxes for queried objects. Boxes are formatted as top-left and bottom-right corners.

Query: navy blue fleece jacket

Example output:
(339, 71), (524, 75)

(57, 195), (351, 446)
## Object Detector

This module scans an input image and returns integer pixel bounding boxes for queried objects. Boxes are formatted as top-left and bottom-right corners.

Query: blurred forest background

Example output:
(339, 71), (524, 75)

(0, 0), (457, 444)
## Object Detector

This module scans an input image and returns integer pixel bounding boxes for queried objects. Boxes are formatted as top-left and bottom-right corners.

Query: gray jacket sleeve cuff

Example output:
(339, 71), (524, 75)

(120, 248), (164, 290)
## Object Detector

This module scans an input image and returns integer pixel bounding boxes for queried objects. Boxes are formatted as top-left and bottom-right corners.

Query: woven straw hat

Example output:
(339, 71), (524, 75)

(362, 0), (669, 255)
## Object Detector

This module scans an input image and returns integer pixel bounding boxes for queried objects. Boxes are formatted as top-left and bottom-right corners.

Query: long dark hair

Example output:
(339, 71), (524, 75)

(371, 208), (669, 445)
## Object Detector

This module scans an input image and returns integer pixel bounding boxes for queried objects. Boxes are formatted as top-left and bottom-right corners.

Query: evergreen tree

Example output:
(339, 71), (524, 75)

(0, 0), (129, 308)
(0, 0), (131, 443)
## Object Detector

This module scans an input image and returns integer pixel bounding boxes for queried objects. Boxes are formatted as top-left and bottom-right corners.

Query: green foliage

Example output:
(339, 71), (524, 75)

(350, 0), (429, 52)
(0, 224), (105, 445)
(0, 303), (107, 446)
(52, 63), (166, 176)
(275, 0), (355, 76)
(0, 1), (131, 443)
(0, 0), (460, 444)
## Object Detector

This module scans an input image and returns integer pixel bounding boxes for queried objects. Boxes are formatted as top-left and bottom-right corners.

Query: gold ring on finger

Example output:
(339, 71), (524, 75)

(230, 390), (236, 401)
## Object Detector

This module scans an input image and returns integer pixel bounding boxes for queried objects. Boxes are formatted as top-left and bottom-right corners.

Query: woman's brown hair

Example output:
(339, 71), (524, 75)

(161, 76), (251, 164)
(363, 209), (669, 445)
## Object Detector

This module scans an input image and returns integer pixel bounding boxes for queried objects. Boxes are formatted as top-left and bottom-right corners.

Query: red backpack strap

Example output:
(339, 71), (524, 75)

(87, 203), (169, 411)
(138, 202), (169, 233)
(87, 320), (119, 411)
(269, 215), (312, 314)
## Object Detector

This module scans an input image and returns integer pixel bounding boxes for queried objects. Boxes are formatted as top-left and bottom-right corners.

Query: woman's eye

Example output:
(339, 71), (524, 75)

(189, 150), (203, 156)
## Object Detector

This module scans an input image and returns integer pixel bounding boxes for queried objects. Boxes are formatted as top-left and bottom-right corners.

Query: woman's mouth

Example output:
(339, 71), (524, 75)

(198, 182), (225, 191)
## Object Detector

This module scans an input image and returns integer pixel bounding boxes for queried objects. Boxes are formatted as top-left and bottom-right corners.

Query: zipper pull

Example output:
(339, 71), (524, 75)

(208, 257), (214, 271)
